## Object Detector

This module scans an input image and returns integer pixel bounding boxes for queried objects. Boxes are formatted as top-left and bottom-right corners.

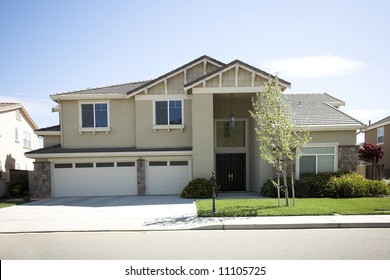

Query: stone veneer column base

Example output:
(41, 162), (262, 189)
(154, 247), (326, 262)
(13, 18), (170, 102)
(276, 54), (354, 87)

(137, 159), (146, 196)
(32, 162), (52, 198)
(338, 145), (359, 172)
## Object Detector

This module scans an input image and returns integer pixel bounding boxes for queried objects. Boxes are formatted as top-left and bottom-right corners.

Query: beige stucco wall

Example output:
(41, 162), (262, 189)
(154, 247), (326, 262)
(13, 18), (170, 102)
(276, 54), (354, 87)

(43, 135), (61, 147)
(309, 130), (356, 145)
(192, 94), (214, 178)
(135, 99), (192, 148)
(61, 99), (136, 148)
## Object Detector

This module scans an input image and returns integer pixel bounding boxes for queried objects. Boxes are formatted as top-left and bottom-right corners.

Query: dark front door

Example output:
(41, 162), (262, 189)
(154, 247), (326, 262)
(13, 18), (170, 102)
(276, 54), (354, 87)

(216, 153), (246, 191)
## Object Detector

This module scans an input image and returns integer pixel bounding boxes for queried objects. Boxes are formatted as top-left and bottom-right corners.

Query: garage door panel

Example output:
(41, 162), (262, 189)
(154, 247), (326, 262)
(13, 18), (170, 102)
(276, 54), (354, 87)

(52, 163), (137, 197)
(146, 160), (191, 195)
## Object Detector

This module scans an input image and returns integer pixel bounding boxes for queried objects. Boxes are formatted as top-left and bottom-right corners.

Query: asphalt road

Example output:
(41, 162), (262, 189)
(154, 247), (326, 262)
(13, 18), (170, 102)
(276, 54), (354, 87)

(1, 228), (389, 260)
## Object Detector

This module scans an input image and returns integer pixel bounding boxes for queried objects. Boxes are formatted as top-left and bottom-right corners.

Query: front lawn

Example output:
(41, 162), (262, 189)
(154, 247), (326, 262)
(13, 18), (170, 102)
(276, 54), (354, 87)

(0, 198), (29, 209)
(196, 197), (390, 217)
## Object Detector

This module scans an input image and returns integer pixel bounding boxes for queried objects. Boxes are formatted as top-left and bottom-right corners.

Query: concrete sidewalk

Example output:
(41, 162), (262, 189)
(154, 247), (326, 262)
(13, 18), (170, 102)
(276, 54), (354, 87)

(0, 196), (390, 233)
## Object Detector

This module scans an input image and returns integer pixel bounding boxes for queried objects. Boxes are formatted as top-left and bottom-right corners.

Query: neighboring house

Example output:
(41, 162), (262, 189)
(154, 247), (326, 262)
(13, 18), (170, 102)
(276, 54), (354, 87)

(25, 55), (365, 198)
(365, 116), (390, 177)
(0, 102), (39, 189)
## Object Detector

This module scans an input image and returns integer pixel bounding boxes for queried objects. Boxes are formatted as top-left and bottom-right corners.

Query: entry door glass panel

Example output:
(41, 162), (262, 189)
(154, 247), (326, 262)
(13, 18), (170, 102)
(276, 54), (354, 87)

(216, 121), (245, 147)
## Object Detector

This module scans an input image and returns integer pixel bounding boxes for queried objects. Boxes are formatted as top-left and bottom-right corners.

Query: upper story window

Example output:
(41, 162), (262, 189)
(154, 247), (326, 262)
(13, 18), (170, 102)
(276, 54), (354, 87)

(15, 127), (19, 142)
(23, 131), (31, 148)
(81, 103), (109, 128)
(154, 100), (184, 130)
(377, 127), (384, 144)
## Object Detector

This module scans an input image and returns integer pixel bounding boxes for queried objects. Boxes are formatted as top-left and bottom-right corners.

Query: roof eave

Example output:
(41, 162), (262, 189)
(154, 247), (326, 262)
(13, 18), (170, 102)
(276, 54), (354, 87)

(294, 124), (367, 132)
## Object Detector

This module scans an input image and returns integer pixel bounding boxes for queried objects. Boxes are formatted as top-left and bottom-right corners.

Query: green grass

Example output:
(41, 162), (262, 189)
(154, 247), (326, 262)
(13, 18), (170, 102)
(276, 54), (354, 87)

(196, 197), (390, 217)
(0, 198), (29, 209)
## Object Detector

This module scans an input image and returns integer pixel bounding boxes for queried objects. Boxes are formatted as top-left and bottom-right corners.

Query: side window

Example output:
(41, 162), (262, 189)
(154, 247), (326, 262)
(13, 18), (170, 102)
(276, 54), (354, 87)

(377, 127), (384, 144)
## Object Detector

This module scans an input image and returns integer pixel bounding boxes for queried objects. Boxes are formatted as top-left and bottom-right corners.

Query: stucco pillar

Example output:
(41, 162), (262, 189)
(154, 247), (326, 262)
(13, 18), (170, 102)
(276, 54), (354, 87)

(32, 161), (52, 198)
(192, 93), (214, 179)
(137, 159), (146, 196)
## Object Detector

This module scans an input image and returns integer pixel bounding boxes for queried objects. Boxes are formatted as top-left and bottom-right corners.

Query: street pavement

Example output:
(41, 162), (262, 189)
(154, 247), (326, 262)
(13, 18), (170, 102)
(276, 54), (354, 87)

(1, 195), (390, 233)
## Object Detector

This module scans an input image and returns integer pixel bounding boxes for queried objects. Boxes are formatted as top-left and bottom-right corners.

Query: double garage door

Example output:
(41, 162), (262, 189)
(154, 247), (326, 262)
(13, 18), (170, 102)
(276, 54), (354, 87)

(52, 159), (191, 197)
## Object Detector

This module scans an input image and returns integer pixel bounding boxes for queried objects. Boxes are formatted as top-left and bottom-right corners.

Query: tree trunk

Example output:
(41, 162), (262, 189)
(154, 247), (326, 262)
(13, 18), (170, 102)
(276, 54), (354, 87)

(277, 162), (281, 207)
(291, 162), (295, 206)
(283, 161), (289, 206)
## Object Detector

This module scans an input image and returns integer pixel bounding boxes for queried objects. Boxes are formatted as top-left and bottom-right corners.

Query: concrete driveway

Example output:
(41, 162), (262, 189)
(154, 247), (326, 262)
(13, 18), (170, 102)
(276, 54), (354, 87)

(0, 196), (200, 233)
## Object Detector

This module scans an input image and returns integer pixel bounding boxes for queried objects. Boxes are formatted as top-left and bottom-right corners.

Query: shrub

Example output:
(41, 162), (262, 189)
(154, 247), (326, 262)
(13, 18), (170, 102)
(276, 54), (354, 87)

(327, 173), (390, 198)
(300, 172), (347, 197)
(9, 182), (23, 197)
(260, 177), (293, 198)
(180, 178), (220, 199)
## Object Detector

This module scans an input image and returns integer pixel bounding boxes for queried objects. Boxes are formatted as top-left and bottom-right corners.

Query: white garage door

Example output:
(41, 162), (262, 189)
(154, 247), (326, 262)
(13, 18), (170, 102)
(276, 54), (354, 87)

(52, 161), (137, 197)
(146, 160), (191, 195)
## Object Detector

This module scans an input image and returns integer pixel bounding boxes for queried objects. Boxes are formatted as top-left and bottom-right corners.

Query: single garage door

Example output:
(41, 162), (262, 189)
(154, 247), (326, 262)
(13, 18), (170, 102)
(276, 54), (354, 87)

(146, 160), (191, 195)
(52, 161), (137, 197)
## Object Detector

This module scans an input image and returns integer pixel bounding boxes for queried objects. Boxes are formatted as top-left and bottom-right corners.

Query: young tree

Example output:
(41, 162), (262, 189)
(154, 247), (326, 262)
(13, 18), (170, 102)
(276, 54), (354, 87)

(358, 143), (384, 180)
(249, 77), (310, 206)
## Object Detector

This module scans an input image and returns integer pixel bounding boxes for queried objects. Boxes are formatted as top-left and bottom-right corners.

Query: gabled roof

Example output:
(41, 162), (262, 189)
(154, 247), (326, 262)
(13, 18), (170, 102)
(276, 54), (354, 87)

(184, 59), (291, 90)
(366, 115), (390, 130)
(51, 81), (149, 100)
(286, 93), (365, 130)
(126, 55), (225, 96)
(0, 102), (38, 130)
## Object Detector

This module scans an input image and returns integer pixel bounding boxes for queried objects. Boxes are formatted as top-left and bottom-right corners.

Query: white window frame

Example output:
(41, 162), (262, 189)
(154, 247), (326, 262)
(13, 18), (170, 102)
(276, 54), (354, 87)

(152, 99), (185, 131)
(78, 101), (110, 134)
(15, 127), (19, 143)
(377, 127), (384, 145)
(295, 143), (338, 179)
(23, 131), (31, 149)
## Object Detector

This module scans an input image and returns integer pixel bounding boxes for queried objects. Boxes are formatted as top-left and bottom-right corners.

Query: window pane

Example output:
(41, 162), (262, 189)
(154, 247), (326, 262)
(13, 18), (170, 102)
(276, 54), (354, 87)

(216, 120), (245, 147)
(377, 127), (384, 143)
(96, 162), (114, 167)
(318, 155), (334, 173)
(169, 100), (182, 124)
(75, 163), (93, 168)
(95, 103), (108, 127)
(299, 156), (316, 177)
(54, 163), (73, 168)
(117, 162), (135, 167)
(170, 161), (188, 166)
(81, 104), (94, 127)
(156, 101), (168, 125)
(149, 161), (167, 166)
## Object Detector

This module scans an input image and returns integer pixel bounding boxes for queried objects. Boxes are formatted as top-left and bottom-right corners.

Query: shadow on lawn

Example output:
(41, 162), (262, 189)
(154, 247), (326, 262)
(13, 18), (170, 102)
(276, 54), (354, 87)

(198, 205), (282, 217)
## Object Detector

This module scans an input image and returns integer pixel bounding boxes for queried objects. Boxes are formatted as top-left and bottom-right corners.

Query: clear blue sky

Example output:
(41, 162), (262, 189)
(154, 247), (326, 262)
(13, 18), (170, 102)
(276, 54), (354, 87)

(1, 0), (389, 136)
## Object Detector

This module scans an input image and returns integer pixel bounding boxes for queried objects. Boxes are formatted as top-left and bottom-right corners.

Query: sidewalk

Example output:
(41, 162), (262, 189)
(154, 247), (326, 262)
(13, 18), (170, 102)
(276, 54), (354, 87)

(0, 196), (390, 233)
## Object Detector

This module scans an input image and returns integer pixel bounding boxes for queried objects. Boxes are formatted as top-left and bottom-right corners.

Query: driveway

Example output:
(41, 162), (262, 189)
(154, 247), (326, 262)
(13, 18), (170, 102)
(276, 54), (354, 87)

(0, 196), (200, 233)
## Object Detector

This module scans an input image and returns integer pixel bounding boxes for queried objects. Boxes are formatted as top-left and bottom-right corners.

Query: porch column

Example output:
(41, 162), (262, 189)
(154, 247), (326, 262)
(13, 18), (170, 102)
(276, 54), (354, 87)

(32, 161), (52, 198)
(192, 93), (214, 178)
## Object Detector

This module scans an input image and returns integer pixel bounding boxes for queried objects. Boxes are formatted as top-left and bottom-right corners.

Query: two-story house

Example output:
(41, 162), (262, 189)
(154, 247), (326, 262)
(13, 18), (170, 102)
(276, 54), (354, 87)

(0, 102), (39, 195)
(365, 116), (390, 177)
(26, 56), (365, 198)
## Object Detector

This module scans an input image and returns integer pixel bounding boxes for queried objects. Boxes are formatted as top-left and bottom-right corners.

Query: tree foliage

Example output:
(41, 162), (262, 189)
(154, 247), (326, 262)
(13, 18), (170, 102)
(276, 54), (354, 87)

(358, 143), (383, 165)
(249, 77), (311, 206)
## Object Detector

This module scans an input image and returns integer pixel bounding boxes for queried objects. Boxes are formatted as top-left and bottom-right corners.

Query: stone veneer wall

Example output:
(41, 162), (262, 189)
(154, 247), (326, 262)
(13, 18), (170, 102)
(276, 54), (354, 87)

(32, 161), (52, 198)
(137, 159), (145, 196)
(338, 145), (359, 172)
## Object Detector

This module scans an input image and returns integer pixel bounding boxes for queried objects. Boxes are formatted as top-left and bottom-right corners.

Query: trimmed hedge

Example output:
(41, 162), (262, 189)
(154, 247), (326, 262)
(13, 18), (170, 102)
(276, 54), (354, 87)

(180, 178), (220, 199)
(260, 172), (390, 198)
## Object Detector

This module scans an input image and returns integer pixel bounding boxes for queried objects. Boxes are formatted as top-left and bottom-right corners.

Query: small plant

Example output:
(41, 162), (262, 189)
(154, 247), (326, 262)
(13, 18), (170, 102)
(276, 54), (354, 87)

(180, 178), (220, 199)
